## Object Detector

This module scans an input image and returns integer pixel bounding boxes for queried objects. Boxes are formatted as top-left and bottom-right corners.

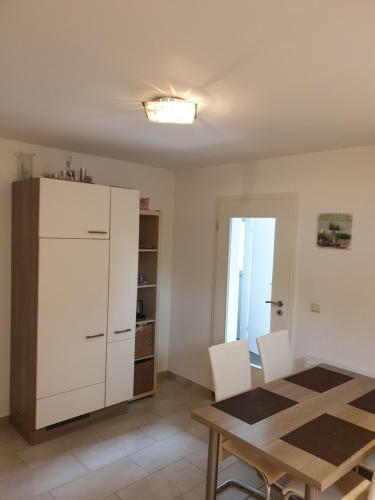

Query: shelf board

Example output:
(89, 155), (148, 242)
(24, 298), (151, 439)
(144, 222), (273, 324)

(137, 283), (157, 289)
(140, 210), (161, 216)
(134, 354), (155, 362)
(139, 248), (158, 253)
(132, 389), (156, 401)
(136, 318), (156, 325)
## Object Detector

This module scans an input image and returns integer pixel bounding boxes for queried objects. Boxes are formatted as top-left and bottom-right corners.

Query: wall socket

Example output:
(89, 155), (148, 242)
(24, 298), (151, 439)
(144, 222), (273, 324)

(311, 303), (320, 313)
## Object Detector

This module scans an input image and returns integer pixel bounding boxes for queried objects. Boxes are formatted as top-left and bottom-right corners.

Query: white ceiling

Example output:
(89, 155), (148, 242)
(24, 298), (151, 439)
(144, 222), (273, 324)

(1, 1), (375, 169)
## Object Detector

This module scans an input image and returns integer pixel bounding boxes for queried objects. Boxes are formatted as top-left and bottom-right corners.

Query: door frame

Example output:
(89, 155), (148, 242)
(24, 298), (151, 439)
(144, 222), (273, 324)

(210, 193), (299, 354)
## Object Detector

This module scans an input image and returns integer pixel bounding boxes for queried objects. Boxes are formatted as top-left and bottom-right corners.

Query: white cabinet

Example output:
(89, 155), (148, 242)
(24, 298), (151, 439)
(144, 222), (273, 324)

(105, 187), (139, 407)
(107, 188), (139, 342)
(11, 179), (139, 440)
(37, 239), (109, 399)
(39, 178), (110, 239)
(105, 339), (135, 407)
(36, 384), (105, 430)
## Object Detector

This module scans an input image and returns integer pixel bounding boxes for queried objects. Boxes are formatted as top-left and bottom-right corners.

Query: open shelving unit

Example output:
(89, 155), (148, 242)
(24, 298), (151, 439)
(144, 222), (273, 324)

(133, 209), (160, 400)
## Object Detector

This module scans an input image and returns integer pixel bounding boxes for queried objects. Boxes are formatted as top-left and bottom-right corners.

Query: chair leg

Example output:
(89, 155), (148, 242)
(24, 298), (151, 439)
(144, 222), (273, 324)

(217, 467), (272, 499)
(265, 483), (271, 500)
(274, 481), (284, 491)
(284, 492), (304, 500)
(217, 479), (266, 498)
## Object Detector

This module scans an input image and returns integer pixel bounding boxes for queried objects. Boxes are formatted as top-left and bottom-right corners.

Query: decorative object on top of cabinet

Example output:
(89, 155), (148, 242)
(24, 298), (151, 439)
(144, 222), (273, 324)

(140, 197), (150, 210)
(10, 179), (139, 444)
(42, 155), (94, 183)
(42, 170), (93, 183)
(134, 210), (160, 400)
(66, 154), (73, 176)
(15, 152), (35, 180)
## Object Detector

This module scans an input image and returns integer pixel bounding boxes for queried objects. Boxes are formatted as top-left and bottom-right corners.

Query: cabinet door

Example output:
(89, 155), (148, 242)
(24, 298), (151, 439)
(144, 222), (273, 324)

(37, 239), (109, 399)
(39, 178), (110, 239)
(105, 339), (135, 406)
(107, 188), (139, 342)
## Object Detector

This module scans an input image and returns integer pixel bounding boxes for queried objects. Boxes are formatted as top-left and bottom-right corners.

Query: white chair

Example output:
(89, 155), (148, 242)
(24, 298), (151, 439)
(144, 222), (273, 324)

(358, 453), (375, 477)
(282, 470), (373, 500)
(209, 339), (251, 401)
(209, 340), (286, 500)
(256, 330), (293, 383)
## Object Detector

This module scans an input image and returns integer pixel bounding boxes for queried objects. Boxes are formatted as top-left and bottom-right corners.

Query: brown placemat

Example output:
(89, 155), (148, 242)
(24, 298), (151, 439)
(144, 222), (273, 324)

(284, 366), (353, 393)
(349, 389), (375, 414)
(213, 387), (297, 425)
(281, 413), (375, 466)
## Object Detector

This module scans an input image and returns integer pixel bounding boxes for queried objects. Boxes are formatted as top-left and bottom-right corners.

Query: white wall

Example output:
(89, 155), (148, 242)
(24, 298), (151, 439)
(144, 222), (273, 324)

(0, 137), (174, 417)
(169, 145), (375, 388)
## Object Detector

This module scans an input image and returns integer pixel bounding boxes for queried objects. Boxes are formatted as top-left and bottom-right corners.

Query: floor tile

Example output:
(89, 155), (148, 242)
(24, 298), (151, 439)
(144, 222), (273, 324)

(72, 429), (155, 470)
(139, 411), (193, 441)
(0, 421), (25, 447)
(1, 376), (219, 499)
(185, 441), (238, 472)
(51, 456), (148, 500)
(117, 458), (205, 499)
(92, 410), (159, 440)
(147, 394), (211, 418)
(31, 493), (56, 500)
(0, 447), (28, 481)
(0, 454), (87, 500)
(179, 481), (247, 500)
(185, 421), (209, 442)
(17, 428), (102, 468)
(129, 430), (204, 473)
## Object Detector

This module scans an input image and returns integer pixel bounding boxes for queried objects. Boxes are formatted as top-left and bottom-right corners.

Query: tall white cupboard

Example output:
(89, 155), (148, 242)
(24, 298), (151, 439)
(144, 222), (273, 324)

(11, 178), (139, 444)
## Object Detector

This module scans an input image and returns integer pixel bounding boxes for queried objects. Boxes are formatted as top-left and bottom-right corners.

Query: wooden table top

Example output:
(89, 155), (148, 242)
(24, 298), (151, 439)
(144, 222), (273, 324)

(191, 364), (375, 491)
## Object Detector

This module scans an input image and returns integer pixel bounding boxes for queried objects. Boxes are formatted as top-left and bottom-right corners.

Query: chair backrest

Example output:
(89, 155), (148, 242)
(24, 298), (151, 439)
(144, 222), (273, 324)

(256, 330), (293, 383)
(208, 339), (252, 402)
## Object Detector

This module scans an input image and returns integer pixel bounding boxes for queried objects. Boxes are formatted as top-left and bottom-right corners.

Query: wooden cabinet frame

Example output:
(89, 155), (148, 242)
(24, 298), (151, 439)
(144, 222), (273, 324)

(10, 179), (140, 444)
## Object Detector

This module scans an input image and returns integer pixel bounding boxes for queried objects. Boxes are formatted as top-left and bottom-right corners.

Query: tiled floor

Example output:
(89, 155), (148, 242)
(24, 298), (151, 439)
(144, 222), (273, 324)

(0, 375), (274, 500)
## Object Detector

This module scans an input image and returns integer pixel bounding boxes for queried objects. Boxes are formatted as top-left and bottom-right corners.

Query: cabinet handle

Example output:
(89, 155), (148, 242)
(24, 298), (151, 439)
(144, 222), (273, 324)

(85, 333), (105, 339)
(114, 328), (132, 334)
(88, 230), (108, 234)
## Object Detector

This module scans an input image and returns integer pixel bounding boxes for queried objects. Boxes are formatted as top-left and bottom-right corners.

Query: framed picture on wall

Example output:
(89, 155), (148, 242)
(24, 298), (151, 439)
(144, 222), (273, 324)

(317, 213), (353, 249)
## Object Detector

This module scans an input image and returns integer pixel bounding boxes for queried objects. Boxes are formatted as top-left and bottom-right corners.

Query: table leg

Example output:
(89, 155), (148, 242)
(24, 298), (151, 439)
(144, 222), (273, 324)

(206, 429), (219, 500)
(305, 485), (320, 500)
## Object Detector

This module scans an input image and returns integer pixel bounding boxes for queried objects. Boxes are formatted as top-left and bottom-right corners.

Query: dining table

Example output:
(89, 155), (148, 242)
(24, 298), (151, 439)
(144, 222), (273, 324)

(191, 364), (375, 500)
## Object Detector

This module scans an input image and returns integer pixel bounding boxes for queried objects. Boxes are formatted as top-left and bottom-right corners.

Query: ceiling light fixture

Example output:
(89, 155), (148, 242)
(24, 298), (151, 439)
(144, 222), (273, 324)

(143, 97), (197, 124)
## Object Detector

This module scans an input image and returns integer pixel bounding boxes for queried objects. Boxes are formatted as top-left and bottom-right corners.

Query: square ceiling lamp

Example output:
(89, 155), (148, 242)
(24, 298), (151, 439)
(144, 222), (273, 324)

(143, 97), (197, 124)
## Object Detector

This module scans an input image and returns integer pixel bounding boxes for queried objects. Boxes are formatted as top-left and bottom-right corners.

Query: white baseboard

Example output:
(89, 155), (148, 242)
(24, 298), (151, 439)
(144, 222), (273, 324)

(304, 355), (375, 378)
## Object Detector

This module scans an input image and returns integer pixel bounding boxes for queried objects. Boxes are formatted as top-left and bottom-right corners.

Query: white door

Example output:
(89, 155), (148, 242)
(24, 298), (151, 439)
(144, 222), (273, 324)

(105, 338), (135, 406)
(39, 178), (110, 239)
(107, 187), (139, 343)
(213, 194), (298, 355)
(37, 239), (109, 399)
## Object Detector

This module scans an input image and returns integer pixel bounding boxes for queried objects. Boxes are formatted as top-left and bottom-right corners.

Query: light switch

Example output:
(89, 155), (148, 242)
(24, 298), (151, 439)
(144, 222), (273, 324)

(311, 303), (320, 313)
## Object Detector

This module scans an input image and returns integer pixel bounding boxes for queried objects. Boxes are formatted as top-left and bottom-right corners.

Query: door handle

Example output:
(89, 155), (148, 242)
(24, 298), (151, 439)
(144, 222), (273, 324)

(265, 300), (284, 308)
(85, 333), (105, 339)
(88, 231), (108, 234)
(114, 328), (132, 334)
